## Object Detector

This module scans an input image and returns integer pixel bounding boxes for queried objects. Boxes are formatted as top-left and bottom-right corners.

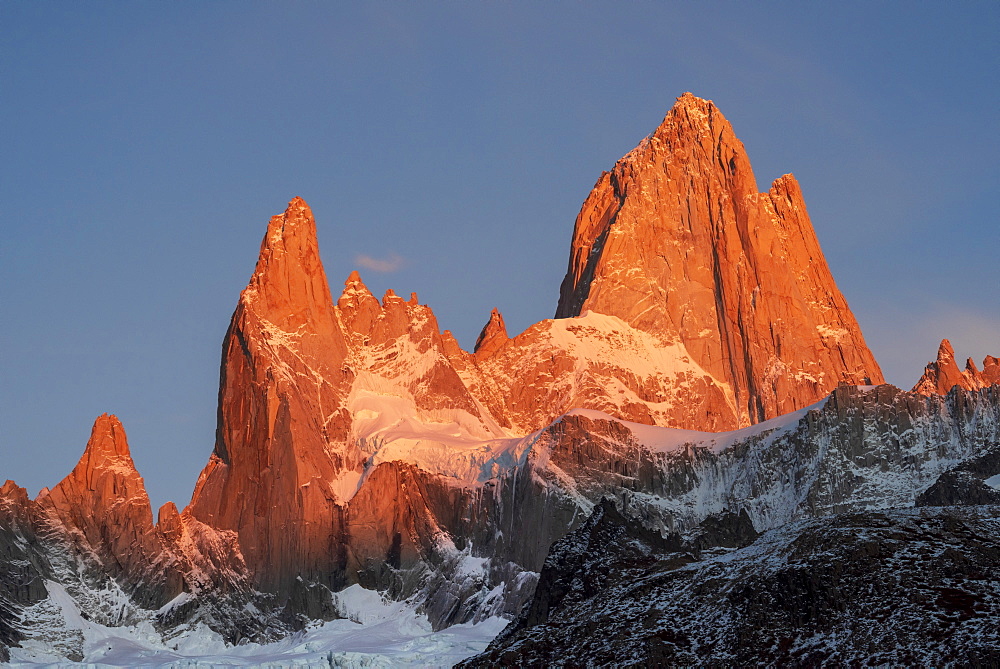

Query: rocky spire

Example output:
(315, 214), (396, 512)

(984, 356), (1000, 386)
(243, 198), (341, 340)
(188, 198), (359, 596)
(913, 339), (1000, 394)
(36, 414), (158, 582)
(337, 270), (381, 335)
(552, 92), (883, 425)
(474, 308), (509, 358)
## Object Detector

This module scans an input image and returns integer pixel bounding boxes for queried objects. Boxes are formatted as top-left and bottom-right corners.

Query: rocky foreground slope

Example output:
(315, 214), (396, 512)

(1, 94), (996, 663)
(465, 499), (1000, 666)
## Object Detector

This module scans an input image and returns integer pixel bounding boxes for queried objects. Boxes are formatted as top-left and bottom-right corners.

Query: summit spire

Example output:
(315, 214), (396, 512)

(554, 93), (883, 425)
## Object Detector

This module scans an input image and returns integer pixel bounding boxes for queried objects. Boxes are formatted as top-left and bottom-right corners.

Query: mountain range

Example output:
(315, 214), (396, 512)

(2, 93), (997, 666)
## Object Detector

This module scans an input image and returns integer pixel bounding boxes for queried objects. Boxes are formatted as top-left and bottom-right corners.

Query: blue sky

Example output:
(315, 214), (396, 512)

(2, 2), (997, 511)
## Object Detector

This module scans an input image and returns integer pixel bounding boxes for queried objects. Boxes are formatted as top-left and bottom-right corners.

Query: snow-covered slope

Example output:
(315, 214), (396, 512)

(10, 584), (505, 667)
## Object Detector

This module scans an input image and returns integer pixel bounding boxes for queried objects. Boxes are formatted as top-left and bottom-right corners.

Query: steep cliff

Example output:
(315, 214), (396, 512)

(552, 93), (883, 428)
(186, 198), (359, 596)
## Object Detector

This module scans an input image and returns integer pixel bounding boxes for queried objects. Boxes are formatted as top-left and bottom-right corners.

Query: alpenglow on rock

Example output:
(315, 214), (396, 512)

(168, 94), (891, 607)
(554, 92), (884, 428)
(913, 338), (1000, 395)
(14, 94), (991, 666)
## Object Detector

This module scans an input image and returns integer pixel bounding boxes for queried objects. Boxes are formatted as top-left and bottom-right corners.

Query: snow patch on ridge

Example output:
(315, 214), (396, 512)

(478, 311), (739, 432)
(342, 384), (824, 500)
(548, 312), (721, 389)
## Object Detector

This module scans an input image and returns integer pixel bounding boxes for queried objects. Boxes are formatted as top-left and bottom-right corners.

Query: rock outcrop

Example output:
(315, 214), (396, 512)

(35, 414), (173, 605)
(913, 339), (1000, 395)
(465, 504), (1000, 667)
(553, 93), (883, 428)
(916, 445), (1000, 507)
(473, 308), (508, 360)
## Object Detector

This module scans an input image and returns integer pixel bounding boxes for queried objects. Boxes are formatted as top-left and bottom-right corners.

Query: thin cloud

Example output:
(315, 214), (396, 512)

(354, 252), (405, 273)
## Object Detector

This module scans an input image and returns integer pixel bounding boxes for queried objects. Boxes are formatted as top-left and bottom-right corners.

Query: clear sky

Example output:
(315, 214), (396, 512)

(2, 2), (998, 512)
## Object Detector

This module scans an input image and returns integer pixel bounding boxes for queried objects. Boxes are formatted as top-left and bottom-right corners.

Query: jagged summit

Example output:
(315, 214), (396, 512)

(553, 92), (883, 426)
(243, 197), (338, 335)
(257, 196), (314, 258)
(77, 412), (133, 463)
(40, 414), (140, 500)
(338, 269), (379, 319)
(654, 92), (723, 132)
(913, 339), (1000, 394)
(474, 308), (508, 357)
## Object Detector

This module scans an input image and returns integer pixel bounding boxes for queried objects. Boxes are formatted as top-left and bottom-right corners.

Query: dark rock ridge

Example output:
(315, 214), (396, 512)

(511, 499), (757, 634)
(0, 482), (51, 662)
(917, 444), (1000, 507)
(465, 504), (1000, 667)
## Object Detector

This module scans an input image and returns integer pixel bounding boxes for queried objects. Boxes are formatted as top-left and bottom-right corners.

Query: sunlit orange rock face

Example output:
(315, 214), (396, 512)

(35, 415), (163, 586)
(186, 198), (360, 593)
(186, 199), (498, 595)
(186, 93), (887, 598)
(336, 272), (488, 421)
(913, 339), (1000, 395)
(473, 308), (509, 360)
(553, 92), (883, 427)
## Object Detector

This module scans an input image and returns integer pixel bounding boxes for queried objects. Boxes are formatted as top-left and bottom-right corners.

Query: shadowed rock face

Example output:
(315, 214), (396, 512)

(0, 482), (51, 662)
(464, 504), (1000, 668)
(554, 93), (883, 428)
(914, 338), (1000, 395)
(917, 445), (1000, 507)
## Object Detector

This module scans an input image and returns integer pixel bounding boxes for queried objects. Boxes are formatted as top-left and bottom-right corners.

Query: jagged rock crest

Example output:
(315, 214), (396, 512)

(913, 338), (1000, 394)
(553, 93), (883, 426)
